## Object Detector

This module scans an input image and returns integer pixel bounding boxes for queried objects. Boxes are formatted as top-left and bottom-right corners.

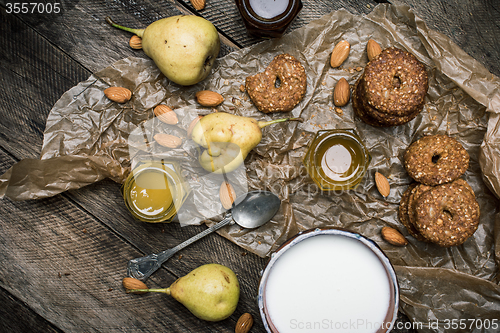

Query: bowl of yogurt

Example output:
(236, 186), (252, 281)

(258, 227), (399, 333)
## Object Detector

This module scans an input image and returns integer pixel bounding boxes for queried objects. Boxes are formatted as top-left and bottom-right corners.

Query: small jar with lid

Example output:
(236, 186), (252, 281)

(235, 0), (302, 38)
(303, 129), (371, 191)
(121, 160), (189, 223)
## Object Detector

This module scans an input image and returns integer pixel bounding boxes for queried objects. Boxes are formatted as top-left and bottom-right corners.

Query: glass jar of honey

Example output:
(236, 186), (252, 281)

(303, 129), (371, 191)
(122, 160), (189, 223)
(234, 0), (302, 38)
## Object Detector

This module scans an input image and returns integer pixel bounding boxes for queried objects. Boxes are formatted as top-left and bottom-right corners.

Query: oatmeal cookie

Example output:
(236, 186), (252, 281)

(414, 182), (480, 247)
(363, 47), (428, 116)
(354, 77), (423, 127)
(245, 54), (307, 113)
(404, 134), (469, 185)
(353, 47), (428, 127)
(406, 183), (432, 241)
(398, 183), (428, 241)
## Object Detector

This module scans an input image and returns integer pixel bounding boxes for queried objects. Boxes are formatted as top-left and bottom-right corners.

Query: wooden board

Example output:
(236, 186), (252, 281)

(1, 0), (499, 332)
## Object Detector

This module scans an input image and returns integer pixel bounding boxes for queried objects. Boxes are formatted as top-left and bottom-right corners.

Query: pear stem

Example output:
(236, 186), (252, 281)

(105, 16), (145, 37)
(258, 117), (303, 129)
(127, 288), (171, 295)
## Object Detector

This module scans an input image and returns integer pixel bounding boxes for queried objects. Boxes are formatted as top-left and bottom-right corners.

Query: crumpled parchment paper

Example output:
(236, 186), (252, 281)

(1, 1), (500, 331)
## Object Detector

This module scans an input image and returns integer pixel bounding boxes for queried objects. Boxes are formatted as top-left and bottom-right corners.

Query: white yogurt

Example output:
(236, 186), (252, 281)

(263, 234), (393, 333)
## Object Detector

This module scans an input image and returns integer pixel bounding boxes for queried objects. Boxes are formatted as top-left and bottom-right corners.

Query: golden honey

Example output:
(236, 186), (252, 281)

(303, 130), (371, 191)
(129, 171), (174, 217)
(122, 160), (189, 223)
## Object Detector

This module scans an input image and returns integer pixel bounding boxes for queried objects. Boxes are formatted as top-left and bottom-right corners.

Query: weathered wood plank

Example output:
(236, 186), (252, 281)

(0, 286), (64, 333)
(401, 0), (500, 77)
(0, 9), (90, 158)
(0, 148), (264, 332)
(1, 0), (499, 332)
(0, 5), (269, 332)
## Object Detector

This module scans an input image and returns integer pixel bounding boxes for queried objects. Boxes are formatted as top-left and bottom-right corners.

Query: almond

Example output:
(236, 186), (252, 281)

(381, 227), (408, 246)
(367, 39), (382, 61)
(333, 78), (350, 107)
(122, 277), (147, 294)
(196, 90), (224, 107)
(129, 35), (142, 49)
(235, 313), (253, 333)
(187, 115), (203, 138)
(219, 181), (236, 210)
(154, 105), (178, 125)
(330, 40), (350, 68)
(154, 133), (182, 148)
(375, 172), (390, 197)
(104, 87), (132, 103)
(190, 0), (205, 10)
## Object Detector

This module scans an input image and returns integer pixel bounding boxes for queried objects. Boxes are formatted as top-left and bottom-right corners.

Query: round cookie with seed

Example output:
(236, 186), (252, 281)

(353, 47), (428, 127)
(406, 183), (432, 241)
(245, 53), (307, 113)
(354, 77), (423, 127)
(414, 182), (480, 247)
(363, 47), (428, 116)
(404, 134), (469, 185)
(398, 183), (427, 241)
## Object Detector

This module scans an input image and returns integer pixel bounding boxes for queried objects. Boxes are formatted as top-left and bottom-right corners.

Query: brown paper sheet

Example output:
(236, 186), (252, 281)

(1, 1), (500, 331)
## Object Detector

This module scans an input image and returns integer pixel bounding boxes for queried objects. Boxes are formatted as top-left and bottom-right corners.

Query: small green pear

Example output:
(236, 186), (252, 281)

(190, 112), (302, 173)
(127, 264), (240, 321)
(106, 16), (220, 86)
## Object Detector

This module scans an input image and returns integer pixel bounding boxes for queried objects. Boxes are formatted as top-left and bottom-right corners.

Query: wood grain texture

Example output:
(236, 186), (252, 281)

(402, 0), (500, 77)
(1, 0), (500, 332)
(0, 286), (63, 333)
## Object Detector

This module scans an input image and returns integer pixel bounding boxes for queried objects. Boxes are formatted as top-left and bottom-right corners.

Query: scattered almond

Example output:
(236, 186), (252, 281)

(154, 133), (182, 148)
(330, 40), (350, 68)
(334, 107), (343, 115)
(122, 277), (147, 294)
(219, 181), (236, 210)
(196, 90), (224, 107)
(333, 78), (350, 107)
(190, 0), (205, 10)
(367, 39), (382, 61)
(375, 171), (390, 197)
(235, 313), (253, 333)
(129, 35), (142, 49)
(104, 87), (132, 103)
(187, 115), (203, 138)
(154, 105), (178, 125)
(381, 227), (408, 246)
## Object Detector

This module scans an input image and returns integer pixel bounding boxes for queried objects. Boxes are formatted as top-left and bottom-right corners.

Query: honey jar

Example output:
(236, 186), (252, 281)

(122, 160), (189, 223)
(234, 0), (302, 38)
(303, 129), (371, 191)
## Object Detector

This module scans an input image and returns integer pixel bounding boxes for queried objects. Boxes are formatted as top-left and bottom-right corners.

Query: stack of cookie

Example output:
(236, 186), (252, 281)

(352, 47), (428, 127)
(399, 134), (480, 247)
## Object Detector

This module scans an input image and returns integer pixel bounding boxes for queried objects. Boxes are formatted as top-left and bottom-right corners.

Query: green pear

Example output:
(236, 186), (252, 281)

(190, 112), (302, 173)
(127, 264), (239, 321)
(106, 16), (220, 86)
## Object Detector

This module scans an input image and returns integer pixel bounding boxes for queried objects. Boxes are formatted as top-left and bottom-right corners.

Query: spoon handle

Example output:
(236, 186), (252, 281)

(127, 215), (234, 281)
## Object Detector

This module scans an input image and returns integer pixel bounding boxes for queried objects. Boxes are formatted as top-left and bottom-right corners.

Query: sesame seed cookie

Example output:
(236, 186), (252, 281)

(406, 183), (433, 241)
(245, 54), (307, 113)
(414, 181), (480, 247)
(353, 47), (428, 127)
(363, 47), (428, 116)
(398, 183), (428, 241)
(404, 134), (469, 185)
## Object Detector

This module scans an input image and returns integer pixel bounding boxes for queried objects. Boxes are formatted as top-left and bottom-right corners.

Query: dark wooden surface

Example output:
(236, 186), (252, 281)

(0, 0), (499, 332)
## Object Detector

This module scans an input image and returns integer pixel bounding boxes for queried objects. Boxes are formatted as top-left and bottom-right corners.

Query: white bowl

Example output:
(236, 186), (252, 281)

(258, 227), (399, 333)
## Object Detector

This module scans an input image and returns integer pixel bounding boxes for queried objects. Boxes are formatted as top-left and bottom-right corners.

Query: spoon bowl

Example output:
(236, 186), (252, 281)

(232, 191), (281, 228)
(127, 190), (281, 281)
